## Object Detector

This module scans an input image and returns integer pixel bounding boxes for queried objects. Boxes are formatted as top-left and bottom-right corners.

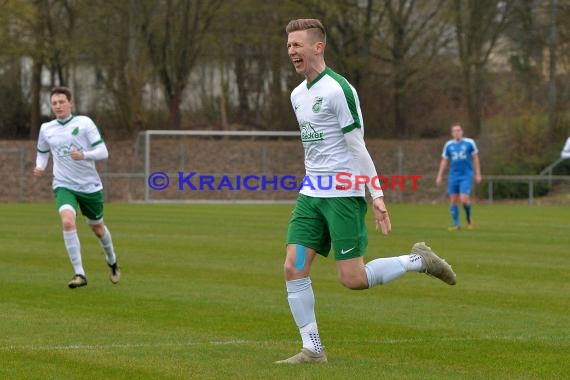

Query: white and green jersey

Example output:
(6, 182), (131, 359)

(291, 66), (364, 198)
(37, 115), (105, 193)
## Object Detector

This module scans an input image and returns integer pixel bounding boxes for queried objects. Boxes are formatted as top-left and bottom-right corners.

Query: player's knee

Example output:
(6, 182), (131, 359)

(61, 219), (75, 230)
(284, 258), (304, 279)
(60, 213), (76, 230)
(90, 223), (105, 238)
(59, 206), (76, 230)
(283, 260), (294, 276)
(338, 273), (368, 290)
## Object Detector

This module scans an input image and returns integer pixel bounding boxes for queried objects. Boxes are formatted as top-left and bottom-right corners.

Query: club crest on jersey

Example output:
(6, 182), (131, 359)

(56, 143), (82, 159)
(71, 127), (79, 136)
(312, 97), (323, 113)
(300, 122), (324, 143)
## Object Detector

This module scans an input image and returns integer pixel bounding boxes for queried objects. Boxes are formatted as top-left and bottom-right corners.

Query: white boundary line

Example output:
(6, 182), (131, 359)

(0, 340), (251, 352)
(1, 335), (566, 352)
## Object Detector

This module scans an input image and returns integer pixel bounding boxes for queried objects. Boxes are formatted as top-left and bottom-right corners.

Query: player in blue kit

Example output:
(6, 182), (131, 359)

(436, 124), (482, 230)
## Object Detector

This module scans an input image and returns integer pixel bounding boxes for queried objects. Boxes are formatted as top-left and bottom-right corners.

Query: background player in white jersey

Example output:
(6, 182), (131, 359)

(436, 124), (482, 230)
(33, 86), (120, 288)
(276, 19), (457, 364)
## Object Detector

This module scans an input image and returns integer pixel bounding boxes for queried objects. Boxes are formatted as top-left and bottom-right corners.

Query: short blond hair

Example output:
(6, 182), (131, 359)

(285, 19), (326, 43)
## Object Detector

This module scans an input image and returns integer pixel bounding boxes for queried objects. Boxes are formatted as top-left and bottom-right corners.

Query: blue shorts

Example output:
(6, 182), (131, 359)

(448, 176), (473, 195)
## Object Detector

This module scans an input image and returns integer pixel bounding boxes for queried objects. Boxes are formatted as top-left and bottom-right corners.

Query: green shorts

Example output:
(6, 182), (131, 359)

(286, 194), (368, 260)
(54, 187), (104, 222)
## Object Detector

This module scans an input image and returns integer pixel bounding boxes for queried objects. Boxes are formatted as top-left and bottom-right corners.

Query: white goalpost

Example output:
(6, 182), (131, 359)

(130, 130), (303, 203)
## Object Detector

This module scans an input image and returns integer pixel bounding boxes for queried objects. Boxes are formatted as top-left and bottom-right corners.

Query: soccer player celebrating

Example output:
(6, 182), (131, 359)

(436, 123), (482, 230)
(276, 19), (456, 364)
(33, 86), (120, 288)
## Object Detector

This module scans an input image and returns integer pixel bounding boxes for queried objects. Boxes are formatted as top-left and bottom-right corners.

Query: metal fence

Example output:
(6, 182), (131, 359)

(3, 143), (570, 204)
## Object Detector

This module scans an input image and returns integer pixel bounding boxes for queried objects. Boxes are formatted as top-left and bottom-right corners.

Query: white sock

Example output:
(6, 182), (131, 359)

(99, 226), (116, 265)
(63, 230), (85, 276)
(300, 322), (323, 354)
(365, 254), (424, 288)
(286, 278), (323, 354)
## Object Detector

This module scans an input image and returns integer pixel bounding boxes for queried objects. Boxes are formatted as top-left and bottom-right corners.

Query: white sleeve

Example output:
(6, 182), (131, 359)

(82, 117), (108, 160)
(83, 142), (108, 161)
(85, 117), (104, 146)
(35, 152), (50, 169)
(344, 128), (383, 199)
(36, 126), (50, 169)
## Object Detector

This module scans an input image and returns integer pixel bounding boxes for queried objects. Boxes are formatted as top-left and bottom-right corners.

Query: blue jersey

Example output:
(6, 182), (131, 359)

(442, 138), (478, 178)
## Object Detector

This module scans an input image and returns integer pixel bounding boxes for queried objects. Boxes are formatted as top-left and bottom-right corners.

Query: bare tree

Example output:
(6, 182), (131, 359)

(379, 0), (450, 137)
(453, 0), (512, 136)
(81, 1), (150, 136)
(547, 0), (558, 139)
(140, 0), (222, 129)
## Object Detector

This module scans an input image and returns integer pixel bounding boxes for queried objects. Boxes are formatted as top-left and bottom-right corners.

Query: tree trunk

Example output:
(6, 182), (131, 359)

(462, 63), (482, 137)
(234, 43), (249, 124)
(393, 73), (406, 137)
(547, 0), (557, 141)
(30, 59), (43, 139)
(167, 92), (182, 129)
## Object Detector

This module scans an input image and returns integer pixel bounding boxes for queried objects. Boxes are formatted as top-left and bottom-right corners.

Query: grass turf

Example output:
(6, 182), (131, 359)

(0, 203), (568, 379)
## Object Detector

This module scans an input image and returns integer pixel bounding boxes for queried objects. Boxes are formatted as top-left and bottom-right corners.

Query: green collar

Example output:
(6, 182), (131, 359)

(57, 115), (74, 126)
(307, 67), (331, 89)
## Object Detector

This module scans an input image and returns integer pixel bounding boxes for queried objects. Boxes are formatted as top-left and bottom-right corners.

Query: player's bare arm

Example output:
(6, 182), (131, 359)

(473, 154), (482, 183)
(436, 158), (448, 186)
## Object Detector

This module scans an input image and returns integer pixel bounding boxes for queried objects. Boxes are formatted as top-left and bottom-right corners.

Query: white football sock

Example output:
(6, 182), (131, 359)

(365, 254), (424, 288)
(286, 277), (323, 353)
(98, 226), (117, 265)
(63, 230), (85, 276)
(300, 322), (323, 354)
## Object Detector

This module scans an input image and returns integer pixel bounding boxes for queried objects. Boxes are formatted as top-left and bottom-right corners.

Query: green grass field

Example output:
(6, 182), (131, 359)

(1, 203), (568, 379)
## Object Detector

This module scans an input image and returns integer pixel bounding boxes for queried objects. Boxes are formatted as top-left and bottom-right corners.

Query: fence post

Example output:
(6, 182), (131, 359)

(529, 179), (534, 204)
(488, 179), (493, 203)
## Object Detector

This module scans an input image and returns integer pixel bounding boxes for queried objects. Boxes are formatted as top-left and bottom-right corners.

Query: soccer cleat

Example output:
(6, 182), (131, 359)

(467, 222), (474, 230)
(68, 274), (88, 289)
(412, 242), (457, 285)
(447, 225), (461, 231)
(275, 348), (327, 364)
(108, 262), (121, 284)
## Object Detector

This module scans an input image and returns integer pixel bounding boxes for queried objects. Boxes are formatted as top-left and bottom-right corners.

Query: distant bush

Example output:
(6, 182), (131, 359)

(477, 163), (550, 200)
(477, 111), (566, 199)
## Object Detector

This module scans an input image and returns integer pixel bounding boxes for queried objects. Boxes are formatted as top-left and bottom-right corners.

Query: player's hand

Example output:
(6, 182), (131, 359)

(475, 174), (482, 184)
(70, 148), (84, 160)
(372, 197), (391, 235)
(33, 167), (45, 177)
(435, 176), (443, 187)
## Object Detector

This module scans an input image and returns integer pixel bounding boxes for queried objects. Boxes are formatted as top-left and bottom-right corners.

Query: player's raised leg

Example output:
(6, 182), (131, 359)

(276, 244), (327, 364)
(80, 190), (120, 284)
(90, 221), (121, 284)
(337, 243), (456, 289)
(59, 206), (88, 288)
